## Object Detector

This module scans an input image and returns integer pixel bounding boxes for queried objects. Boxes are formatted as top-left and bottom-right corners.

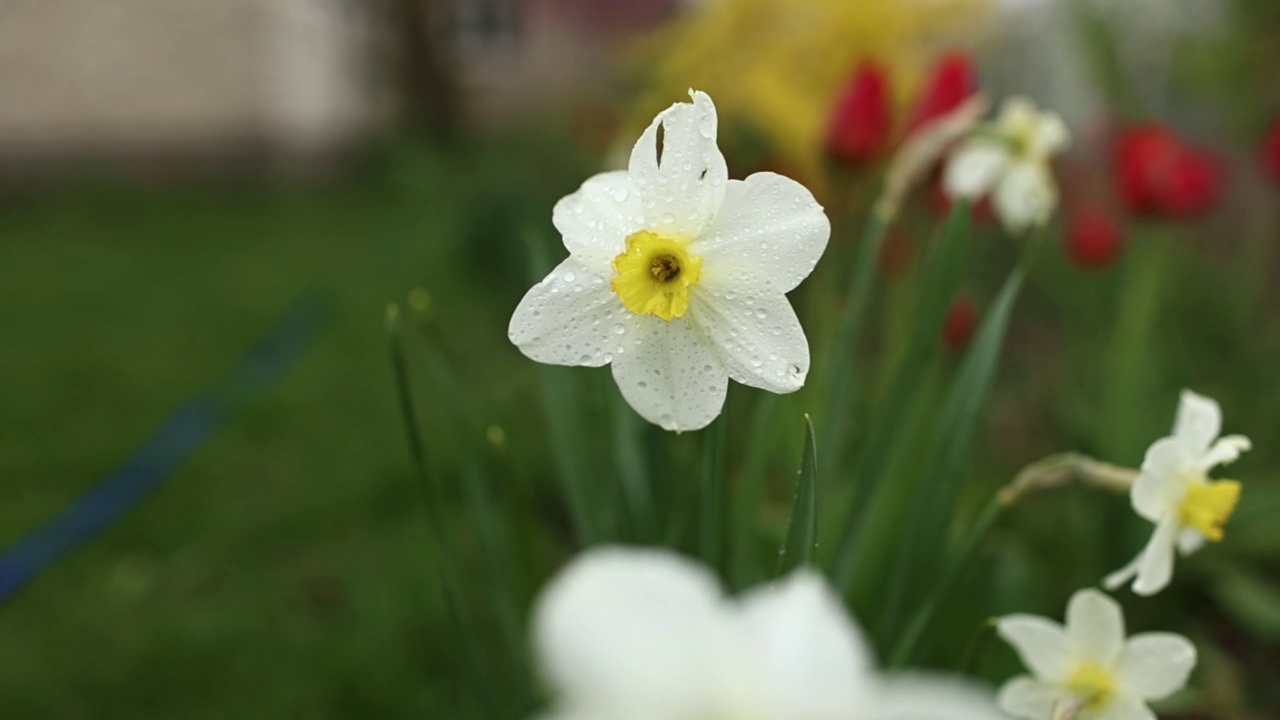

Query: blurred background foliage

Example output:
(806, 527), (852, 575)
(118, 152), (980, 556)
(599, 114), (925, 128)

(2, 0), (1280, 717)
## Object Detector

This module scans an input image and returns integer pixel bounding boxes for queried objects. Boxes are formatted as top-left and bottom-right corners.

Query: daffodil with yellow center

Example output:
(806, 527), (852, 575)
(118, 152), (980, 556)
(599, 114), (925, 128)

(508, 90), (831, 432)
(1105, 390), (1251, 596)
(944, 97), (1070, 234)
(531, 546), (1011, 720)
(998, 589), (1196, 720)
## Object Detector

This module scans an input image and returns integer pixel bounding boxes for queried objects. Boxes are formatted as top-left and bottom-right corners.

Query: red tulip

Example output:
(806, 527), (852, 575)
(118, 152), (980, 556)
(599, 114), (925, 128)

(1261, 118), (1280, 182)
(905, 51), (976, 136)
(942, 294), (978, 352)
(1113, 123), (1219, 218)
(1065, 206), (1123, 270)
(826, 61), (892, 164)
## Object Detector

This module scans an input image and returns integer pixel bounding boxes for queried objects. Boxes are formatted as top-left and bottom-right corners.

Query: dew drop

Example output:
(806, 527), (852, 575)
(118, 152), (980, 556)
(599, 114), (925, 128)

(613, 323), (626, 335)
(612, 186), (629, 202)
(751, 356), (763, 368)
(603, 352), (614, 363)
(563, 271), (576, 283)
(638, 381), (648, 389)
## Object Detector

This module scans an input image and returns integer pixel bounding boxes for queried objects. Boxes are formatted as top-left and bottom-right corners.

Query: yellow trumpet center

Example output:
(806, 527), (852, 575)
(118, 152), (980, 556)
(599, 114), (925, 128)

(1065, 663), (1116, 710)
(611, 230), (703, 321)
(1178, 478), (1242, 542)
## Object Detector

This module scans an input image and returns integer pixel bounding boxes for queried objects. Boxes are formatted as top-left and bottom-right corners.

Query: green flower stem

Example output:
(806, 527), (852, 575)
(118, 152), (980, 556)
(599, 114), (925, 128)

(831, 201), (972, 590)
(818, 205), (892, 481)
(611, 390), (657, 542)
(700, 415), (728, 572)
(877, 228), (1044, 647)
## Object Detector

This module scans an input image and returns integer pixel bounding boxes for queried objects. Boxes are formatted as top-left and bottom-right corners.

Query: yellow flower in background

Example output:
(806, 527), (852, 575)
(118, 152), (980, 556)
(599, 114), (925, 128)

(632, 0), (990, 187)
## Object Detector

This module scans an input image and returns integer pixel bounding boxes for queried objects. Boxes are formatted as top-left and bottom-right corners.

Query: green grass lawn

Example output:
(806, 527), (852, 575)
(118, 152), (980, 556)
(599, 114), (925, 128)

(0, 136), (584, 718)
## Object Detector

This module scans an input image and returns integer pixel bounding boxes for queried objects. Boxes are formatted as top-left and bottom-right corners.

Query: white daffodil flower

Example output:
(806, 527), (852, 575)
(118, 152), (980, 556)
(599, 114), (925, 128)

(532, 546), (1008, 720)
(998, 588), (1196, 720)
(508, 90), (830, 432)
(1105, 390), (1250, 596)
(943, 96), (1070, 234)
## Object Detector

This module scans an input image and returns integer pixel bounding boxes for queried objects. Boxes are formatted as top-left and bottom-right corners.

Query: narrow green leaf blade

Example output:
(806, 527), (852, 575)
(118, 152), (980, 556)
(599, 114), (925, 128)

(778, 414), (819, 575)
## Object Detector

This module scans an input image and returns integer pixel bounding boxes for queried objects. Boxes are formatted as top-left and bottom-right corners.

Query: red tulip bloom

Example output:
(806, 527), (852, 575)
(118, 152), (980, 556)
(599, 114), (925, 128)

(826, 61), (892, 164)
(1065, 205), (1123, 270)
(905, 51), (976, 136)
(1113, 123), (1219, 217)
(1260, 118), (1280, 182)
(942, 294), (978, 352)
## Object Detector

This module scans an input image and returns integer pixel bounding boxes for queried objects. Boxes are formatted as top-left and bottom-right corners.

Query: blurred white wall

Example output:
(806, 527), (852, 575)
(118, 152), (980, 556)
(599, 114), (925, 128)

(0, 0), (385, 172)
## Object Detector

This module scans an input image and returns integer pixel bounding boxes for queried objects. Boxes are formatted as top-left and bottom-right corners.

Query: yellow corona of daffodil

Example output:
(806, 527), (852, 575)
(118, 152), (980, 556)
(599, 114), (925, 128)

(632, 0), (990, 187)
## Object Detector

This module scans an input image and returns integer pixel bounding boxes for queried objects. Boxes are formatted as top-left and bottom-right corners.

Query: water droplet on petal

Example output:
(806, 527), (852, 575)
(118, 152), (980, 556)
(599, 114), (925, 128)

(751, 356), (763, 368)
(613, 323), (626, 335)
(563, 271), (576, 283)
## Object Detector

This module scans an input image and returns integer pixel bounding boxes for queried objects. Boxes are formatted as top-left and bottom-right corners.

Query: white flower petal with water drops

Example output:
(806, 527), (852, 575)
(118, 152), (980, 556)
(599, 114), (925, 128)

(1105, 390), (1249, 596)
(508, 89), (829, 431)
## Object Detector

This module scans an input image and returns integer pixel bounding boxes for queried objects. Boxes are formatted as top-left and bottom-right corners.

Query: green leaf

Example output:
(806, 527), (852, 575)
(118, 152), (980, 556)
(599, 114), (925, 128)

(1213, 565), (1280, 644)
(778, 414), (819, 575)
(876, 234), (1040, 642)
(832, 201), (972, 590)
(819, 211), (892, 480)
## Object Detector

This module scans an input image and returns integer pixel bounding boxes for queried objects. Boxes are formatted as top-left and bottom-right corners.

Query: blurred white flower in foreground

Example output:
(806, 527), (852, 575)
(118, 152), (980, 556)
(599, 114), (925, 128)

(532, 546), (1007, 720)
(943, 96), (1069, 234)
(508, 90), (829, 432)
(1105, 390), (1250, 596)
(998, 589), (1195, 720)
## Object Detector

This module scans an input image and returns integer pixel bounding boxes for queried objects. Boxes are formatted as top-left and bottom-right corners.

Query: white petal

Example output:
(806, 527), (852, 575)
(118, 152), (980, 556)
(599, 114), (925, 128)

(1030, 112), (1070, 156)
(1090, 694), (1157, 720)
(628, 89), (729, 238)
(1199, 435), (1251, 472)
(1064, 589), (1126, 667)
(996, 676), (1059, 720)
(552, 170), (644, 269)
(996, 615), (1070, 681)
(1114, 633), (1196, 701)
(993, 160), (1056, 234)
(1132, 437), (1194, 521)
(996, 97), (1039, 136)
(694, 171), (830, 293)
(689, 278), (809, 394)
(735, 570), (872, 717)
(532, 547), (727, 715)
(1176, 528), (1206, 555)
(1132, 517), (1181, 596)
(509, 257), (627, 367)
(944, 140), (1008, 200)
(610, 317), (728, 431)
(876, 674), (1007, 720)
(1173, 389), (1221, 455)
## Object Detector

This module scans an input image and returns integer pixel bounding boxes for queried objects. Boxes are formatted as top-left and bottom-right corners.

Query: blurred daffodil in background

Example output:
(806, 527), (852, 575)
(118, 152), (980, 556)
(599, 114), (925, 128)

(632, 0), (991, 187)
